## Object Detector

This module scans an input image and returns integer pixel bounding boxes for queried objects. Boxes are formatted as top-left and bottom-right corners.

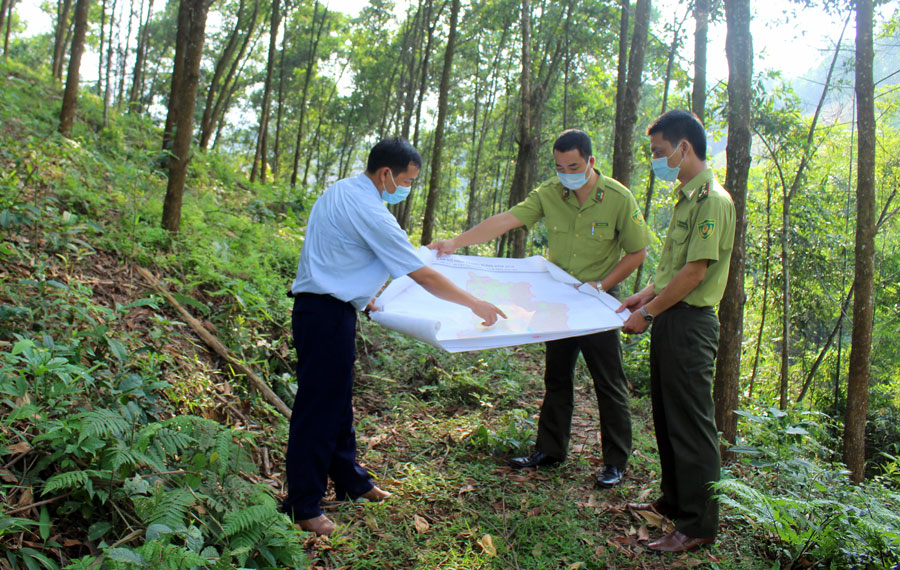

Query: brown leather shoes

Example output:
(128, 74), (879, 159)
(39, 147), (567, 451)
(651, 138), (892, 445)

(648, 529), (714, 553)
(297, 514), (337, 536)
(360, 485), (392, 501)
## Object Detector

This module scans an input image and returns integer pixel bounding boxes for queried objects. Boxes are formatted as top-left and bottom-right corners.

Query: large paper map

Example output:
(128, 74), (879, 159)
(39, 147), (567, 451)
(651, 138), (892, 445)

(371, 248), (628, 352)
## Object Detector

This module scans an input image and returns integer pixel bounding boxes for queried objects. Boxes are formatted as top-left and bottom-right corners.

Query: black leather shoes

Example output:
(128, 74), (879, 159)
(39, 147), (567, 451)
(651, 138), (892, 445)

(507, 450), (562, 469)
(595, 465), (625, 488)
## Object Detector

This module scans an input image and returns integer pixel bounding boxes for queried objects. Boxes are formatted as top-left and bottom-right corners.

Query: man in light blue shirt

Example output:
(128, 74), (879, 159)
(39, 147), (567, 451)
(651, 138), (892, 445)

(284, 137), (505, 536)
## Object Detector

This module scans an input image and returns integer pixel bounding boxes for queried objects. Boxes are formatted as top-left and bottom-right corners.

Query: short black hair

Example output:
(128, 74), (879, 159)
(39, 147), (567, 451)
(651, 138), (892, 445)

(366, 137), (422, 175)
(553, 129), (592, 160)
(646, 110), (707, 160)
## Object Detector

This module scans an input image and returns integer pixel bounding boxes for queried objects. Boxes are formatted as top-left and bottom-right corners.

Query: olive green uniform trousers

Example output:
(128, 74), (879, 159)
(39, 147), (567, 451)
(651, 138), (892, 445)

(649, 303), (721, 538)
(535, 329), (632, 470)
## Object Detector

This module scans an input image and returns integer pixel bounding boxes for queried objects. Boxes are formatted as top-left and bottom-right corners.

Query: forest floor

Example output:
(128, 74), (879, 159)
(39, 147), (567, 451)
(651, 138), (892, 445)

(0, 58), (784, 569)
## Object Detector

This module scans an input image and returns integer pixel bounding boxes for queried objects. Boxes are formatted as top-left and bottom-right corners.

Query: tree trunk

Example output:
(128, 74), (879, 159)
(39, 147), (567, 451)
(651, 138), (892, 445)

(161, 0), (212, 233)
(508, 0), (536, 258)
(162, 0), (189, 153)
(103, 0), (117, 127)
(272, 34), (287, 178)
(128, 0), (155, 112)
(58, 0), (92, 137)
(614, 0), (629, 129)
(1, 0), (13, 56)
(419, 0), (460, 246)
(295, 2), (329, 189)
(748, 182), (772, 398)
(52, 0), (75, 80)
(0, 0), (10, 56)
(252, 0), (281, 183)
(797, 284), (854, 403)
(400, 0), (436, 230)
(116, 0), (135, 107)
(691, 0), (708, 122)
(713, 0), (752, 451)
(611, 0), (650, 188)
(844, 0), (875, 484)
(633, 15), (681, 294)
(97, 0), (106, 93)
(200, 0), (258, 150)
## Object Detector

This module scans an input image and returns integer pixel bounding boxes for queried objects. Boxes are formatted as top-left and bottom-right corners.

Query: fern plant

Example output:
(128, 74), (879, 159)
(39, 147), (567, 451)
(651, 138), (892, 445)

(719, 407), (900, 568)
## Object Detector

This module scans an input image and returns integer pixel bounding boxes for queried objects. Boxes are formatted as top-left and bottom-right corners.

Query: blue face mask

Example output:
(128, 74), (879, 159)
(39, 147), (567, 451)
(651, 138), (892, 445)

(556, 157), (593, 190)
(651, 142), (684, 182)
(381, 170), (412, 204)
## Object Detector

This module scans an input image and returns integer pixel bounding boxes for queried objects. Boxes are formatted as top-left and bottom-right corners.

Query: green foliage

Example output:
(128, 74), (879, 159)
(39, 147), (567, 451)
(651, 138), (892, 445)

(720, 407), (900, 568)
(470, 408), (536, 456)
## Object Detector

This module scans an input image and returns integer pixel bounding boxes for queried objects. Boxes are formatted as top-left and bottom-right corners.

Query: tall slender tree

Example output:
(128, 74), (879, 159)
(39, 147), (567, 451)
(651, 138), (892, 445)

(420, 0), (460, 246)
(611, 0), (650, 188)
(199, 0), (260, 149)
(58, 0), (92, 137)
(252, 0), (282, 183)
(128, 0), (155, 113)
(713, 0), (752, 449)
(161, 0), (213, 233)
(691, 0), (709, 122)
(844, 0), (875, 484)
(52, 0), (75, 80)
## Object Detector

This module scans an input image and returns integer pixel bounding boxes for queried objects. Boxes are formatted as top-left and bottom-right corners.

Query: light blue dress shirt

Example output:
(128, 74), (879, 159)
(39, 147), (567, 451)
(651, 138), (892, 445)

(291, 173), (425, 310)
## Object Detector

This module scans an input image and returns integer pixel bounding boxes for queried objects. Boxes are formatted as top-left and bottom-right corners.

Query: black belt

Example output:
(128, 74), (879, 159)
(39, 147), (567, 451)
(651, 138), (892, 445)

(671, 301), (712, 311)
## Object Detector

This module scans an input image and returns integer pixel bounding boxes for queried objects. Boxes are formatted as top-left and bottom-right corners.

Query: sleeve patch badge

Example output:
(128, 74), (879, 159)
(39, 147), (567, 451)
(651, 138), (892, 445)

(631, 208), (645, 225)
(698, 219), (716, 240)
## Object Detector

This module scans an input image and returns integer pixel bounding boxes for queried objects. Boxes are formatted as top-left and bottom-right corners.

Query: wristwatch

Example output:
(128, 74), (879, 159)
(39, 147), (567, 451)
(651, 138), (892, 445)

(639, 306), (654, 323)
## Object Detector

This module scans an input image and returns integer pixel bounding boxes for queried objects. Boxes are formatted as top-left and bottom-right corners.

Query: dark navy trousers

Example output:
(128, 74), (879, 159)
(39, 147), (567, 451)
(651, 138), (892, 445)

(282, 293), (374, 520)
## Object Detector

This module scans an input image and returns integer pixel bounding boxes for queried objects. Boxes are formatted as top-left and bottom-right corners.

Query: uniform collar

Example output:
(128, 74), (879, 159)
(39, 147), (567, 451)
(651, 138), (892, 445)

(559, 169), (605, 203)
(677, 168), (714, 201)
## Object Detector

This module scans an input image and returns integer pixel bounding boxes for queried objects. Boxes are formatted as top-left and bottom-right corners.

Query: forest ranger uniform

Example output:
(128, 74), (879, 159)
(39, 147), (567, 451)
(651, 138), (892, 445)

(647, 166), (735, 539)
(508, 171), (651, 473)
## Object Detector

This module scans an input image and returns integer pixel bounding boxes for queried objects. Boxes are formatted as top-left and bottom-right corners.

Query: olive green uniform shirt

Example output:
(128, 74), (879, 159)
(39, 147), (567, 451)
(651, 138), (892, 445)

(508, 171), (651, 283)
(654, 168), (735, 307)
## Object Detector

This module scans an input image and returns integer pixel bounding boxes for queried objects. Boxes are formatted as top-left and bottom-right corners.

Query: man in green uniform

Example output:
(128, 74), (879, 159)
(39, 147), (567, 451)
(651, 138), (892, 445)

(429, 129), (650, 488)
(619, 110), (735, 552)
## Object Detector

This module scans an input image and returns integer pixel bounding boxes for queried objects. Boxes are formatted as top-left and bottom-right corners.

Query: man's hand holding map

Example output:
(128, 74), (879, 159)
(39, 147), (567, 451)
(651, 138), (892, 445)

(371, 247), (629, 352)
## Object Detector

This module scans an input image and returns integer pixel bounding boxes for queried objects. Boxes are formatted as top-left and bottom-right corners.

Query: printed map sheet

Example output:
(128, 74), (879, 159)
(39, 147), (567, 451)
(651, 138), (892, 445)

(371, 248), (628, 352)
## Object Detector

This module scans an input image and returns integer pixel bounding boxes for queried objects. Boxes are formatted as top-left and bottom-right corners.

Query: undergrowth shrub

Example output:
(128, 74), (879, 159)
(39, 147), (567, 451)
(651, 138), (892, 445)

(717, 407), (900, 569)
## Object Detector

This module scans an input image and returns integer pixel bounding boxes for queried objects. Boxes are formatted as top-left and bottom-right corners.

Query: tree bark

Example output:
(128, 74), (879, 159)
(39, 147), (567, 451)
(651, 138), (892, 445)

(419, 0), (460, 246)
(1, 0), (12, 56)
(128, 0), (155, 113)
(691, 0), (708, 122)
(103, 0), (117, 126)
(748, 181), (772, 398)
(97, 0), (106, 93)
(199, 0), (258, 149)
(161, 0), (212, 233)
(844, 0), (875, 484)
(58, 0), (92, 137)
(611, 0), (650, 188)
(714, 0), (752, 451)
(614, 0), (629, 130)
(252, 0), (282, 183)
(633, 13), (683, 294)
(292, 1), (329, 189)
(52, 0), (75, 80)
(162, 0), (190, 153)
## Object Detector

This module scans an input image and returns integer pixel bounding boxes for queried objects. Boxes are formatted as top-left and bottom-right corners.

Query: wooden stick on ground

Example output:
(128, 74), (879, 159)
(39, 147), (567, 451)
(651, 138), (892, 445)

(135, 266), (292, 419)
